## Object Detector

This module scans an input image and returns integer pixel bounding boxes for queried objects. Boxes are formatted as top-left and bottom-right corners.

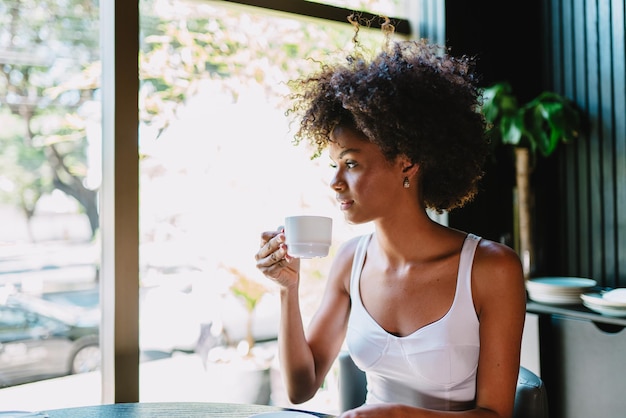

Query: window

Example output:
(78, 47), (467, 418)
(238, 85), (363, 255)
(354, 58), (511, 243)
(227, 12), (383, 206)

(0, 0), (419, 412)
(0, 0), (102, 406)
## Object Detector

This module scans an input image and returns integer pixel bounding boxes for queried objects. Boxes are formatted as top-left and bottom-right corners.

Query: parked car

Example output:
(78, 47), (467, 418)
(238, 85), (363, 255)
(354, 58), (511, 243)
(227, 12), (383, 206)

(0, 293), (100, 388)
(0, 281), (280, 388)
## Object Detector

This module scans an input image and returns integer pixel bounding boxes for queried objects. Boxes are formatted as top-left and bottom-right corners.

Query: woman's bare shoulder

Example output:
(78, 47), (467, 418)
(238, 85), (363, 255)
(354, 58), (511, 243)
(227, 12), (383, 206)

(475, 238), (522, 268)
(472, 237), (526, 316)
(473, 238), (525, 290)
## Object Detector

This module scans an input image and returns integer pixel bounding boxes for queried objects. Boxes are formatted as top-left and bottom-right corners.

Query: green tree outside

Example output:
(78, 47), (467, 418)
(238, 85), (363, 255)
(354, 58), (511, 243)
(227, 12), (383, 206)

(0, 0), (400, 240)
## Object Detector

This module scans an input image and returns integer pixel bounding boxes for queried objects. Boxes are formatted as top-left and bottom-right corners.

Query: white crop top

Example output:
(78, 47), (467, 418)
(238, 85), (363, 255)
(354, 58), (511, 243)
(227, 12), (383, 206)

(346, 233), (481, 411)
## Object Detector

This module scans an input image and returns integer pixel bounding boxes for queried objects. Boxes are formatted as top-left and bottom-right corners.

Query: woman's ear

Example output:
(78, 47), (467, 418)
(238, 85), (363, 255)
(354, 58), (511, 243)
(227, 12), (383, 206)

(401, 161), (419, 177)
(396, 155), (418, 177)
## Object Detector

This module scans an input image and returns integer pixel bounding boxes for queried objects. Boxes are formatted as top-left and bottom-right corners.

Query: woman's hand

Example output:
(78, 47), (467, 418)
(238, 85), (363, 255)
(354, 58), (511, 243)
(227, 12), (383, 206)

(255, 227), (300, 289)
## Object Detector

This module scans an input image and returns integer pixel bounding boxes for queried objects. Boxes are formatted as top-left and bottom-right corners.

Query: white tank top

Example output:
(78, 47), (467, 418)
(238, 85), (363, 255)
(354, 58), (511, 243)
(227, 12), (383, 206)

(346, 233), (481, 411)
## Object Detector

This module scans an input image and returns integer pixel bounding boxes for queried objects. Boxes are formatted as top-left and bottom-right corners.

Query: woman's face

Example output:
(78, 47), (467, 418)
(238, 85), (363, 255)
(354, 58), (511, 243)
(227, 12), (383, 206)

(329, 125), (411, 225)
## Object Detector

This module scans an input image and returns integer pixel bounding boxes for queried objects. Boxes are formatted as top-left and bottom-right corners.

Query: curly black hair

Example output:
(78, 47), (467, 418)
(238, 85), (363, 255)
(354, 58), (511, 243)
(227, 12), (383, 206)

(287, 38), (488, 213)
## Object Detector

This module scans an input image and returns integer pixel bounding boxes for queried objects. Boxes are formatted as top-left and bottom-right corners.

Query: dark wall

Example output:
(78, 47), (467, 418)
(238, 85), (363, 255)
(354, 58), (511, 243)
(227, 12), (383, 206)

(445, 1), (544, 100)
(443, 1), (560, 275)
(546, 0), (626, 287)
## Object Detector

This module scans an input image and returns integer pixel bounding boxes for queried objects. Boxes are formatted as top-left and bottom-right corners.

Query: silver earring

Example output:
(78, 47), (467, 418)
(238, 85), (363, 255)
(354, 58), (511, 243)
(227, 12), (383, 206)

(403, 177), (410, 188)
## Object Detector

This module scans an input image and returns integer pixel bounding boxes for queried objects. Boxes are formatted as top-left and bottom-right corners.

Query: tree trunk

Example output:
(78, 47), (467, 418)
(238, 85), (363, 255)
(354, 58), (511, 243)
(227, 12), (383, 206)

(515, 148), (533, 279)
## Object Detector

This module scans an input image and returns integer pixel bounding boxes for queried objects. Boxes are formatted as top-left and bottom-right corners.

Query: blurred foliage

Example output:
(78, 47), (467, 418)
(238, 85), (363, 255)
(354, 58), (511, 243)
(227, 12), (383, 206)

(226, 265), (269, 350)
(0, 0), (402, 240)
(228, 267), (268, 314)
(0, 0), (99, 236)
(480, 82), (582, 160)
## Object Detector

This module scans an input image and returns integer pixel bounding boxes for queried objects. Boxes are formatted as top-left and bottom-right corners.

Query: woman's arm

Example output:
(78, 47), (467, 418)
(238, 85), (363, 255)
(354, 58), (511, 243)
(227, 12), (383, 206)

(471, 239), (527, 418)
(257, 231), (359, 404)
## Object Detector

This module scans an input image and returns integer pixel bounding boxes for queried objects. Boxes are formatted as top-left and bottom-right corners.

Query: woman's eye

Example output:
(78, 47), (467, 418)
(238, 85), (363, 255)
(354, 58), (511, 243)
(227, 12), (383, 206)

(329, 160), (357, 169)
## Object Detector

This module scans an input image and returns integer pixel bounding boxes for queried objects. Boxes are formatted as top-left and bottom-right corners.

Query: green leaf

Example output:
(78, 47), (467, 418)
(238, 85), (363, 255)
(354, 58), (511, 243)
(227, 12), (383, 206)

(479, 82), (582, 159)
(500, 114), (523, 145)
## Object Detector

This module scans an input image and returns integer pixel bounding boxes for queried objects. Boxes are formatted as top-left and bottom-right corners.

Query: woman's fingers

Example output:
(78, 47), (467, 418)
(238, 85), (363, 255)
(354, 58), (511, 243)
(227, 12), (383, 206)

(255, 227), (300, 289)
(259, 229), (278, 247)
(256, 230), (284, 262)
(256, 226), (295, 271)
(255, 225), (301, 289)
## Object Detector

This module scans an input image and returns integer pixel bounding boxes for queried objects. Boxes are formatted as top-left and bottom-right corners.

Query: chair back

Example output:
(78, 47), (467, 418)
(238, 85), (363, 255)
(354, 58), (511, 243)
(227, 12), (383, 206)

(338, 350), (367, 412)
(513, 366), (549, 418)
(337, 351), (549, 418)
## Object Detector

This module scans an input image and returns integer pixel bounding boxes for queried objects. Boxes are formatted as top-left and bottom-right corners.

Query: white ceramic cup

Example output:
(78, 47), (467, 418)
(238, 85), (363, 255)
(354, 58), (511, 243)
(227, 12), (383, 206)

(284, 215), (333, 258)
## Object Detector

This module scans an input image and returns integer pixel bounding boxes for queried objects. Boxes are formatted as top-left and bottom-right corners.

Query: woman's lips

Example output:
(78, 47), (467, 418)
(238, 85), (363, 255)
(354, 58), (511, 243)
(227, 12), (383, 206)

(338, 199), (354, 211)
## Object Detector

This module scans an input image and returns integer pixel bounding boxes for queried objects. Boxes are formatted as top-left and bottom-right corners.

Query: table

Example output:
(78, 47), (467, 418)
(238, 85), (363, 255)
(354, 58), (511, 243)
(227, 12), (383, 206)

(41, 402), (335, 417)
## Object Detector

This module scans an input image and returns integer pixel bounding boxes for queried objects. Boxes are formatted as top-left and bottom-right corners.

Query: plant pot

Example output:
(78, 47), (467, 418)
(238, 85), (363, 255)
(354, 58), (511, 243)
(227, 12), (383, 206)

(202, 345), (274, 405)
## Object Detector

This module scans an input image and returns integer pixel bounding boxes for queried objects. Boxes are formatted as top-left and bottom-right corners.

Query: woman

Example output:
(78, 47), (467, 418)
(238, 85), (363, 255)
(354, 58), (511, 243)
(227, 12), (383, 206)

(255, 38), (526, 418)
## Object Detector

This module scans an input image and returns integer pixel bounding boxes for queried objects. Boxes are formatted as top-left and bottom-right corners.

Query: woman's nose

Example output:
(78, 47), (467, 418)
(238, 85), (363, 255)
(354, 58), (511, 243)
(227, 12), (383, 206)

(330, 173), (345, 191)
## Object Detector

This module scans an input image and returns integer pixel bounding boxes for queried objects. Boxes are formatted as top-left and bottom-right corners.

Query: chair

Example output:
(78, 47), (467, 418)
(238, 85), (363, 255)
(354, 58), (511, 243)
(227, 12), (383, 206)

(513, 365), (549, 418)
(337, 351), (549, 418)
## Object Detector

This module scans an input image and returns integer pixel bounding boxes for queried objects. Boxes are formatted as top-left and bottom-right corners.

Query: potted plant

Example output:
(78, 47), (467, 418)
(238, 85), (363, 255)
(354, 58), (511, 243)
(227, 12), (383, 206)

(199, 266), (274, 404)
(226, 266), (270, 357)
(480, 82), (582, 278)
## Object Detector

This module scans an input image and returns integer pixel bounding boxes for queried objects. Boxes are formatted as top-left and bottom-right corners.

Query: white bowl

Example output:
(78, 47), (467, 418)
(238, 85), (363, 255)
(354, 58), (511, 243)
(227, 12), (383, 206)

(581, 292), (626, 309)
(582, 299), (626, 317)
(526, 277), (597, 292)
(526, 277), (597, 305)
(602, 288), (626, 304)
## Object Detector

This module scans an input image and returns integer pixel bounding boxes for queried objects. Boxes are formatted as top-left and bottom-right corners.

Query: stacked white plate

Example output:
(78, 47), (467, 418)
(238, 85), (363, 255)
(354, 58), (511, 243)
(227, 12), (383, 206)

(581, 288), (626, 317)
(526, 277), (597, 305)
